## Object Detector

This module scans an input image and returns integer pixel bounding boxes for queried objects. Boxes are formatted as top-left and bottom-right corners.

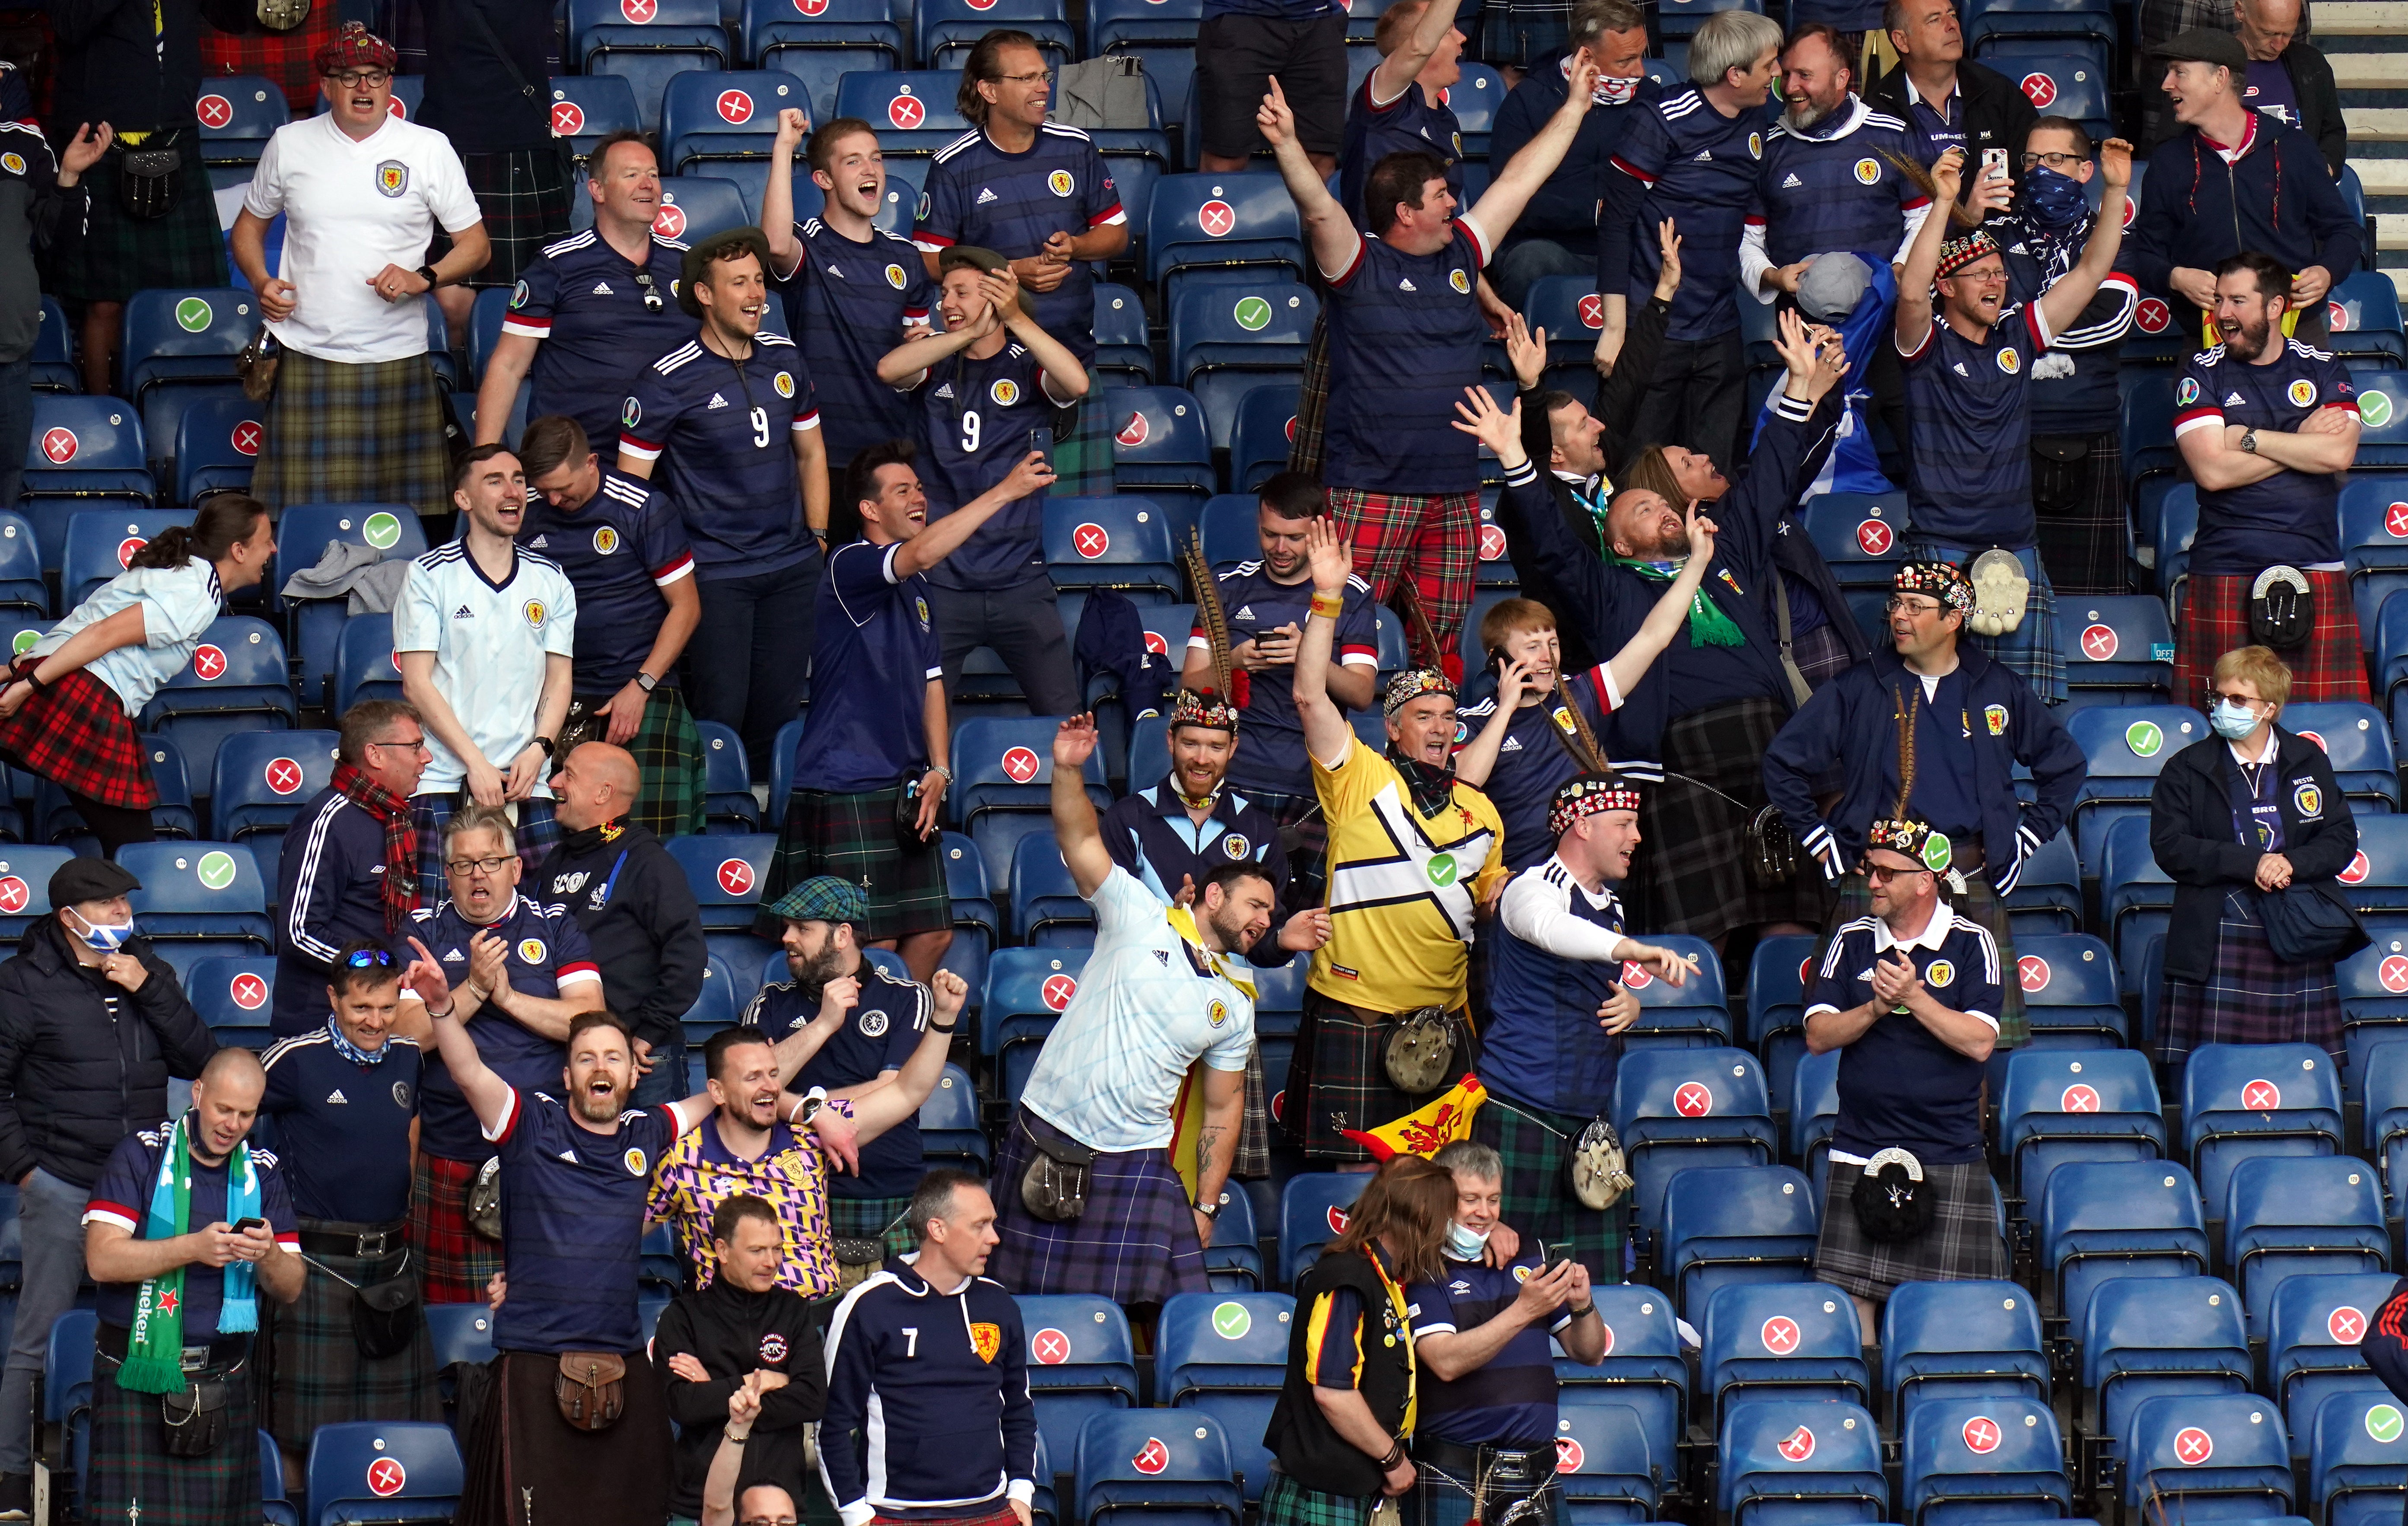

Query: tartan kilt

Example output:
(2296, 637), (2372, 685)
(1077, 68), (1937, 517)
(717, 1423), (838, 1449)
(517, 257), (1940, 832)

(1469, 1092), (1625, 1284)
(440, 149), (573, 287)
(1325, 486), (1480, 668)
(1285, 989), (1468, 1164)
(2158, 886), (2345, 1064)
(262, 1238), (439, 1450)
(199, 13), (340, 114)
(1829, 867), (2027, 1045)
(1413, 1446), (1562, 1526)
(87, 1341), (262, 1526)
(1906, 540), (2063, 704)
(616, 683), (706, 840)
(43, 147), (227, 303)
(0, 665), (156, 808)
(827, 1193), (918, 1258)
(986, 1105), (1209, 1304)
(2174, 568), (2368, 710)
(460, 1348), (672, 1526)
(1263, 1472), (1375, 1526)
(252, 350), (455, 519)
(1053, 371), (1116, 498)
(1813, 1155), (2007, 1300)
(410, 793), (561, 908)
(1237, 787), (1330, 905)
(1237, 1043), (1271, 1179)
(1626, 696), (1833, 940)
(412, 1151), (505, 1305)
(1288, 312), (1332, 478)
(2029, 430), (2129, 596)
(769, 785), (951, 940)
(871, 1507), (1025, 1526)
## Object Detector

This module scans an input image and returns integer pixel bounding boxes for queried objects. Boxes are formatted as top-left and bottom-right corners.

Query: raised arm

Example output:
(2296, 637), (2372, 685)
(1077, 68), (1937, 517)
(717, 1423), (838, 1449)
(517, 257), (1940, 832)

(762, 108), (808, 276)
(877, 303), (990, 387)
(1052, 714), (1114, 896)
(2034, 138), (2132, 340)
(846, 971), (965, 1143)
(701, 1375), (766, 1526)
(1468, 51), (1599, 243)
(895, 452), (1057, 578)
(1893, 148), (1964, 354)
(1450, 659), (1533, 788)
(1292, 516), (1361, 769)
(996, 274), (1090, 402)
(1261, 78), (1361, 282)
(407, 935), (516, 1137)
(1368, 0), (1464, 109)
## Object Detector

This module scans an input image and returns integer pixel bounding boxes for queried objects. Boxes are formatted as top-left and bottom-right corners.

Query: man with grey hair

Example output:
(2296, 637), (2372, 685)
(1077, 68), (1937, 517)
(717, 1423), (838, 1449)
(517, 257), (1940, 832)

(1403, 1139), (1605, 1526)
(1867, 0), (2037, 172)
(2229, 0), (2342, 172)
(1483, 0), (1656, 307)
(1594, 6), (1785, 468)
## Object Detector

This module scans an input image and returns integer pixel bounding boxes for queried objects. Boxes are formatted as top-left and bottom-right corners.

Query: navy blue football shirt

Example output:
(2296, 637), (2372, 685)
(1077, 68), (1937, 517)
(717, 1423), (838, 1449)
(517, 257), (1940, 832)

(1804, 904), (2002, 1163)
(749, 964), (930, 1199)
(1899, 303), (2055, 548)
(407, 895), (603, 1163)
(85, 1127), (300, 1339)
(1193, 562), (1378, 797)
(794, 539), (943, 793)
(908, 343), (1074, 591)
(775, 217), (938, 466)
(1339, 71), (1465, 232)
(2172, 337), (2360, 576)
(1744, 102), (1928, 274)
(261, 1028), (423, 1223)
(518, 467), (696, 694)
(1323, 220), (1493, 495)
(618, 332), (824, 579)
(1602, 86), (1767, 341)
(504, 231), (700, 457)
(914, 124), (1126, 363)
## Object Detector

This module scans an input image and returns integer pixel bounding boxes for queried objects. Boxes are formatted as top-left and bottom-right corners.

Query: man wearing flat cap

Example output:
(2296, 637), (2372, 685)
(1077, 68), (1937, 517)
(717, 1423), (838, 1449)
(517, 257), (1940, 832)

(1804, 814), (2008, 1335)
(1476, 773), (1695, 1281)
(878, 248), (1090, 716)
(0, 857), (214, 1513)
(233, 20), (490, 519)
(620, 227), (830, 775)
(1765, 559), (2087, 1042)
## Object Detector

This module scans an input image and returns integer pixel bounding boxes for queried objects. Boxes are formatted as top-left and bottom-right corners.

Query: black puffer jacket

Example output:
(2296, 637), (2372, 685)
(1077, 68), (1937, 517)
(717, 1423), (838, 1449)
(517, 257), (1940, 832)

(0, 918), (216, 1188)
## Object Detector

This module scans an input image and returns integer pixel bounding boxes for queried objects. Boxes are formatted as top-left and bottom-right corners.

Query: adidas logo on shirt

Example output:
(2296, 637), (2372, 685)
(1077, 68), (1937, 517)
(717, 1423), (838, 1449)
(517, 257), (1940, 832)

(827, 264), (844, 277)
(528, 535), (548, 548)
(1233, 606), (1254, 620)
(326, 1089), (348, 1104)
(976, 188), (999, 204)
(1953, 362), (1969, 376)
(707, 393), (729, 409)
(453, 605), (474, 620)
(2226, 392), (2246, 405)
(935, 382), (955, 398)
(1781, 172), (1802, 188)
(592, 281), (613, 295)
(443, 949), (465, 962)
(1694, 150), (1713, 161)
(1400, 278), (1417, 291)
(558, 1150), (578, 1163)
(1501, 736), (1522, 751)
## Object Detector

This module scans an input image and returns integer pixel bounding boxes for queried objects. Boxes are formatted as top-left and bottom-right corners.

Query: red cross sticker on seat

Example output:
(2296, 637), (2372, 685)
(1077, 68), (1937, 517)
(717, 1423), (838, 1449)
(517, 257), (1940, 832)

(717, 858), (756, 896)
(2137, 298), (2171, 333)
(2018, 955), (2051, 992)
(0, 878), (26, 914)
(1326, 1204), (1350, 1234)
(2383, 955), (2408, 994)
(197, 94), (233, 128)
(1478, 524), (1508, 561)
(232, 421), (262, 456)
(1132, 1439), (1169, 1476)
(2332, 1306), (2368, 1342)
(2388, 503), (2408, 539)
(1073, 523), (1110, 558)
(2242, 1079), (2281, 1111)
(889, 94), (925, 129)
(2061, 1083), (2100, 1112)
(1555, 1438), (1584, 1473)
(1620, 961), (1653, 989)
(621, 0), (656, 19)
(1040, 974), (1078, 1010)
(2080, 624), (2119, 661)
(2300, 730), (2327, 751)
(1775, 1426), (1816, 1462)
(1855, 519), (1893, 556)
(1031, 1328), (1071, 1364)
(387, 97), (406, 118)
(116, 537), (146, 568)
(2342, 850), (2371, 885)
(231, 972), (267, 1010)
(653, 202), (687, 239)
(2174, 1427), (2214, 1465)
(1198, 199), (1236, 237)
(2331, 300), (2351, 332)
(1760, 1316), (1801, 1355)
(1673, 1082), (1714, 1117)
(1962, 1416), (2002, 1455)
(797, 0), (829, 12)
(2020, 71), (2057, 106)
(192, 645), (228, 681)
(1577, 294), (1606, 329)
(366, 1458), (407, 1497)
(40, 428), (77, 464)
(1284, 415), (1297, 442)
(264, 758), (303, 796)
(717, 89), (754, 124)
(1002, 745), (1041, 783)
(551, 101), (586, 136)
(1116, 411), (1151, 448)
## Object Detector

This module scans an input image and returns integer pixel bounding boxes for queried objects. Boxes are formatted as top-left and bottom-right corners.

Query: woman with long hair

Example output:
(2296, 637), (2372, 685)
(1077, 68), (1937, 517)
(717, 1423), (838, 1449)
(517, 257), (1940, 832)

(0, 495), (275, 853)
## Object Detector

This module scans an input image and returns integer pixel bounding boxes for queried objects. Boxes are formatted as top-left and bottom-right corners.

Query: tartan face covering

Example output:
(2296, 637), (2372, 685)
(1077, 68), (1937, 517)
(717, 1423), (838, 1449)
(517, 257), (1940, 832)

(1611, 557), (1746, 647)
(331, 761), (417, 933)
(119, 1114), (262, 1394)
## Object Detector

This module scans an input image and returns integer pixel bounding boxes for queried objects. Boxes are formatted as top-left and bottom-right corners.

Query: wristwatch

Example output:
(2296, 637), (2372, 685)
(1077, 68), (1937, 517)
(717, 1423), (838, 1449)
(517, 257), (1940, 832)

(532, 735), (556, 758)
(417, 264), (441, 290)
(2241, 429), (2260, 454)
(1195, 1198), (1222, 1221)
(634, 672), (659, 693)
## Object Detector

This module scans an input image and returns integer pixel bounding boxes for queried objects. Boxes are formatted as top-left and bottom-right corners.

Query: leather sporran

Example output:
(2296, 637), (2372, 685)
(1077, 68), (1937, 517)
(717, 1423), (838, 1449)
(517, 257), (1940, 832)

(1747, 805), (1798, 889)
(159, 1374), (231, 1457)
(238, 326), (280, 402)
(115, 139), (182, 220)
(1566, 1119), (1633, 1211)
(468, 1157), (503, 1241)
(1384, 1007), (1457, 1094)
(1019, 1116), (1094, 1223)
(2249, 565), (2314, 650)
(353, 1265), (421, 1361)
(554, 1351), (627, 1430)
(1850, 1147), (1937, 1243)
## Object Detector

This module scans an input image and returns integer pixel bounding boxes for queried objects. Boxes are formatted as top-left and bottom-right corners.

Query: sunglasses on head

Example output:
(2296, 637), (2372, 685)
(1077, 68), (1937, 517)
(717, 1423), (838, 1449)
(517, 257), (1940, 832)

(344, 947), (398, 968)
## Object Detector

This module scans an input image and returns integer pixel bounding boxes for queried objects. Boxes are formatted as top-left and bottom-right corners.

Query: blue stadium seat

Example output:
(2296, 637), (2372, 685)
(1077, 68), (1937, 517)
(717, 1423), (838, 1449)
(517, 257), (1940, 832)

(1278, 1172), (1367, 1288)
(1716, 1398), (1886, 1526)
(660, 70), (809, 172)
(2001, 1046), (2163, 1211)
(2323, 271), (2408, 369)
(1013, 1294), (1140, 1478)
(0, 513), (41, 620)
(941, 830), (996, 1007)
(118, 841), (274, 953)
(2060, 594), (2175, 707)
(2004, 828), (2081, 937)
(1962, 0), (2115, 53)
(20, 396), (156, 568)
(918, 0), (1073, 69)
(32, 734), (196, 847)
(2183, 1043), (2344, 1222)
(1658, 1165), (1818, 1318)
(1610, 1047), (1775, 1239)
(1073, 1408), (1244, 1526)
(140, 615), (296, 800)
(665, 833), (775, 930)
(1200, 1180), (1261, 1293)
(1440, 62), (1505, 156)
(546, 73), (644, 159)
(2068, 704), (2203, 877)
(1517, 275), (1609, 394)
(1008, 831), (1094, 947)
(60, 509), (187, 610)
(1901, 1394), (2071, 1526)
(1145, 173), (1306, 302)
(2041, 1162), (2209, 1328)
(2341, 912), (2408, 1091)
(2310, 1386), (2408, 1526)
(305, 1421), (464, 1526)
(2222, 1156), (2387, 1338)
(2269, 1273), (2398, 1455)
(210, 730), (338, 843)
(2364, 1035), (2408, 1194)
(1094, 284), (1154, 387)
(2125, 1392), (2293, 1518)
(121, 288), (254, 484)
(1742, 934), (1816, 1112)
(1088, 0), (1202, 54)
(0, 846), (74, 938)
(1882, 1281), (2046, 1430)
(171, 396), (262, 509)
(569, 0), (730, 133)
(423, 1302), (496, 1418)
(1554, 1284), (1683, 1465)
(187, 956), (277, 1045)
(2122, 371), (2184, 487)
(38, 1307), (95, 1516)
(31, 297), (76, 395)
(981, 946), (1090, 1100)
(1654, 0), (1765, 36)
(194, 77), (288, 166)
(681, 953), (737, 1048)
(2341, 478), (2408, 649)
(2082, 1275), (2250, 1450)
(603, 173), (749, 245)
(697, 720), (758, 832)
(1981, 43), (2112, 141)
(275, 503), (426, 707)
(1699, 1282), (1867, 1423)
(1800, 492), (1906, 591)
(2096, 816), (2173, 997)
(742, 0), (901, 122)
(1228, 385), (1301, 495)
(831, 72), (970, 156)
(2283, 701), (2398, 810)
(1553, 1390), (1659, 1523)
(2007, 930), (2125, 1047)
(1105, 387), (1218, 518)
(1791, 1049), (1841, 1188)
(2348, 373), (2408, 468)
(1169, 284), (1317, 453)
(953, 716), (1110, 878)
(919, 1062), (988, 1172)
(1044, 497), (1183, 602)
(334, 612), (405, 715)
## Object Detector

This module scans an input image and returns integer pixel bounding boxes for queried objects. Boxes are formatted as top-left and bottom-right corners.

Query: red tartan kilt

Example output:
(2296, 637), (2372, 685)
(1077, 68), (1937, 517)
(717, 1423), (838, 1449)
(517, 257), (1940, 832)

(0, 668), (156, 809)
(2174, 568), (2368, 709)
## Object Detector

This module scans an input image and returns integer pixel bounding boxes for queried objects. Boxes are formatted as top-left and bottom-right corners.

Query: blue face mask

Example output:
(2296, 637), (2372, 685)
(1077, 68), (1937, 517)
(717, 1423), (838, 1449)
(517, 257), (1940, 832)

(2211, 699), (2261, 741)
(68, 908), (134, 953)
(2019, 165), (2089, 230)
(1445, 1220), (1491, 1261)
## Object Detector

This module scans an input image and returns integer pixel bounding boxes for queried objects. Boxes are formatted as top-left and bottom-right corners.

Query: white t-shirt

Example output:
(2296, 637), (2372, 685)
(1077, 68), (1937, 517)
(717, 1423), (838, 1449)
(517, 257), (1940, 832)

(392, 543), (578, 795)
(35, 561), (224, 715)
(243, 113), (481, 364)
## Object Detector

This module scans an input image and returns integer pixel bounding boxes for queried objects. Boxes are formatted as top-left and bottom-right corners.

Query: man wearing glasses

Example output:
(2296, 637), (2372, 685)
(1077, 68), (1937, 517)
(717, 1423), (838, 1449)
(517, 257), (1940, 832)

(1764, 560), (2086, 1045)
(397, 803), (606, 1303)
(273, 699), (434, 1039)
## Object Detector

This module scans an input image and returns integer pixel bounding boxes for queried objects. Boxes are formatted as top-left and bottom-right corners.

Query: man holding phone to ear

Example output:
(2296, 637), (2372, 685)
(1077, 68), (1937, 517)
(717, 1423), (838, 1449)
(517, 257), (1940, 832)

(879, 246), (1089, 715)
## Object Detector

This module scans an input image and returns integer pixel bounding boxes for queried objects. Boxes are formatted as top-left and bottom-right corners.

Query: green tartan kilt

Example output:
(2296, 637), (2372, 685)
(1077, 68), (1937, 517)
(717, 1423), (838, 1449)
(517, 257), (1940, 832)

(88, 1341), (263, 1526)
(1262, 1473), (1376, 1526)
(769, 785), (951, 941)
(1051, 371), (1116, 498)
(1470, 1093), (1625, 1285)
(261, 1238), (440, 1453)
(827, 1194), (918, 1258)
(616, 684), (707, 839)
(45, 147), (228, 303)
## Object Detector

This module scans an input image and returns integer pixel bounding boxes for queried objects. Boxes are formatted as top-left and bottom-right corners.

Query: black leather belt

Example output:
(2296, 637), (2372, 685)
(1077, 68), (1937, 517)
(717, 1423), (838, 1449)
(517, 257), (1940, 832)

(96, 1322), (248, 1370)
(1411, 1437), (1556, 1481)
(299, 1219), (407, 1261)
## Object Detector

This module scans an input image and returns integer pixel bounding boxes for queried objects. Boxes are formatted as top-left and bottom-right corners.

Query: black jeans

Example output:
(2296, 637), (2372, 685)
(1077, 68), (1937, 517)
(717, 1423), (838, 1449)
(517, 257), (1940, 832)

(931, 574), (1081, 715)
(1626, 325), (1748, 472)
(690, 555), (822, 776)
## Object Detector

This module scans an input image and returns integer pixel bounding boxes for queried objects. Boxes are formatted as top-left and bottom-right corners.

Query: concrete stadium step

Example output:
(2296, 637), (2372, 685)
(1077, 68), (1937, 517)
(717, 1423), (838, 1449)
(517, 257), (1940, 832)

(2316, 2), (2408, 34)
(2353, 109), (2408, 140)
(2335, 54), (2408, 90)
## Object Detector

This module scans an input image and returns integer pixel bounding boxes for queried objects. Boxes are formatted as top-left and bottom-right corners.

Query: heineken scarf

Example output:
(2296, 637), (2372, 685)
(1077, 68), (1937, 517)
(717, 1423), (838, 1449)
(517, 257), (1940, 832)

(118, 1114), (261, 1394)
(1612, 557), (1746, 647)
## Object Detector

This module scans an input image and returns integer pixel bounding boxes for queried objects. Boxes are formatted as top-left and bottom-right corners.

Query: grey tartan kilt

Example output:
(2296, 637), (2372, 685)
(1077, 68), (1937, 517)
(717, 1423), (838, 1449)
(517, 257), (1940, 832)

(1813, 1155), (2007, 1300)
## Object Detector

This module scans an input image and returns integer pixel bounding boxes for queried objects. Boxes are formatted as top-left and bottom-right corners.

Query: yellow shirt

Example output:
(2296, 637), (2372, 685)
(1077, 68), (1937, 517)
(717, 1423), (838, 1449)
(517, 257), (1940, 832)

(1308, 736), (1508, 1012)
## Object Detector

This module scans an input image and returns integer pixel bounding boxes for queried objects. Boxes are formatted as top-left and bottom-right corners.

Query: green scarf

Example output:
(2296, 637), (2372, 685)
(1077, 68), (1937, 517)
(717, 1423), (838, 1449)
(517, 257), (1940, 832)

(1612, 557), (1747, 647)
(118, 1114), (261, 1395)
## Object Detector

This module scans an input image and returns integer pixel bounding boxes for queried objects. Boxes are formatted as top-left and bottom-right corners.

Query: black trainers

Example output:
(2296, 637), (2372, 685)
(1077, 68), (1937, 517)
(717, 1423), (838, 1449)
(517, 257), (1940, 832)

(0, 1470), (32, 1521)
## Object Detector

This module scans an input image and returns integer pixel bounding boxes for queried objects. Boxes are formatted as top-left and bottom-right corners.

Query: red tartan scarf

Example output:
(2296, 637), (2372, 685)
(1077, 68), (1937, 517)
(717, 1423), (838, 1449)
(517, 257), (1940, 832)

(332, 762), (416, 933)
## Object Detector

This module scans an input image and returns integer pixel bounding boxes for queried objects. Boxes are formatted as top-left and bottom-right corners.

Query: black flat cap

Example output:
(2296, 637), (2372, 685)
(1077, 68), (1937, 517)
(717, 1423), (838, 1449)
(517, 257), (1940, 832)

(50, 857), (140, 909)
(2150, 27), (2247, 73)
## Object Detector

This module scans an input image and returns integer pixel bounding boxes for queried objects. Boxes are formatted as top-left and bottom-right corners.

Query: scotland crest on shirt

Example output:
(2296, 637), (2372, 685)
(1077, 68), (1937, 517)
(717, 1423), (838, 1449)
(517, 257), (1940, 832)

(376, 160), (408, 197)
(971, 1322), (1002, 1362)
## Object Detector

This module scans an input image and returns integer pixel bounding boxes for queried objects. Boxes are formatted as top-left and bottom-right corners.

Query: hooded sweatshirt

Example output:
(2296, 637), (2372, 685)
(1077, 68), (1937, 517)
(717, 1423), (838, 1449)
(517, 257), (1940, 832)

(653, 1273), (827, 1518)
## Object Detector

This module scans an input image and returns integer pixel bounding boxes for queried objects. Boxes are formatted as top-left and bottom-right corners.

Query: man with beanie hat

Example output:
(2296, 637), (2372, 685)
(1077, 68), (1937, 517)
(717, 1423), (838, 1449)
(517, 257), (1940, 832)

(0, 857), (214, 1514)
(619, 227), (829, 773)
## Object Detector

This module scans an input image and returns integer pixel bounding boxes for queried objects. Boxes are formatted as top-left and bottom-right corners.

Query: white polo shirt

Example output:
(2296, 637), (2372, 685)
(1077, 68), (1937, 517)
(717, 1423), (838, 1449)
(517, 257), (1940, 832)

(242, 112), (481, 364)
(392, 542), (578, 796)
(35, 561), (223, 715)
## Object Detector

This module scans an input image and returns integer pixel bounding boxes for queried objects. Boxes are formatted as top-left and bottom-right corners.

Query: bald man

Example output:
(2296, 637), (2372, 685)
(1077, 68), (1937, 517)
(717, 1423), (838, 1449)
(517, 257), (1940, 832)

(540, 742), (709, 1105)
(2233, 0), (2343, 174)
